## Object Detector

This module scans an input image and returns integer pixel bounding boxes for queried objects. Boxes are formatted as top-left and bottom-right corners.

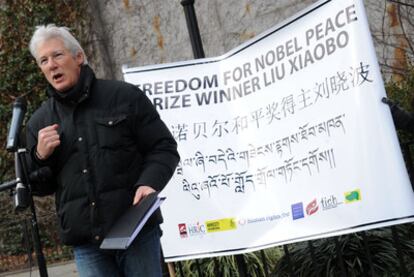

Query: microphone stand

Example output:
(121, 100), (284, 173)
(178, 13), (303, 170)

(0, 149), (49, 277)
(2, 97), (48, 276)
(19, 148), (49, 277)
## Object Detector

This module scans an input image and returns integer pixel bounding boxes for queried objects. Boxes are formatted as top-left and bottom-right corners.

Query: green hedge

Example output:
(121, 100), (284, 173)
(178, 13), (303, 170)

(0, 0), (87, 263)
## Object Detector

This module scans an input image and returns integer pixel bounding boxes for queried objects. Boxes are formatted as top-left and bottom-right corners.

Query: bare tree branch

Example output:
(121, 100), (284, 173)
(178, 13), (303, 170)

(387, 0), (414, 9)
(397, 3), (414, 55)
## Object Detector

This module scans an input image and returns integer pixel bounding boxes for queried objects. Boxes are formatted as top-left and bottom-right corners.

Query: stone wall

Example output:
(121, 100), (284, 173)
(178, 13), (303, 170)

(84, 0), (413, 81)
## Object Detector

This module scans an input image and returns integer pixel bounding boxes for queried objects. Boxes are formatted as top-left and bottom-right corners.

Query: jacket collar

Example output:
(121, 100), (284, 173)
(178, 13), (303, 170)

(47, 65), (95, 105)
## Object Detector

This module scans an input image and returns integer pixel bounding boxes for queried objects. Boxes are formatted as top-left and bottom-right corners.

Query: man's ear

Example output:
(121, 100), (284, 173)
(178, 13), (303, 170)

(76, 51), (84, 66)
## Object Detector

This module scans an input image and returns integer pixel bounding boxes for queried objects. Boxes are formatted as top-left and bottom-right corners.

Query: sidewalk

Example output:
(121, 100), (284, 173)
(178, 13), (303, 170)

(1, 261), (78, 277)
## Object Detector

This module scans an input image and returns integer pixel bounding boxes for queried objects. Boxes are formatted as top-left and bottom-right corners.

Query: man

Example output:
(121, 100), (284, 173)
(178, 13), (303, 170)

(26, 24), (179, 277)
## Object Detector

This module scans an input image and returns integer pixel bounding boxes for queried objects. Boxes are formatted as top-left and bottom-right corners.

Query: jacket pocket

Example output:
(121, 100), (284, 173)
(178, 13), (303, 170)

(95, 114), (129, 149)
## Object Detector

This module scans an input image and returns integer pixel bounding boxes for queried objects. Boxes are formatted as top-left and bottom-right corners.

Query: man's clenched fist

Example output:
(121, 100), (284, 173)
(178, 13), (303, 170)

(36, 124), (60, 160)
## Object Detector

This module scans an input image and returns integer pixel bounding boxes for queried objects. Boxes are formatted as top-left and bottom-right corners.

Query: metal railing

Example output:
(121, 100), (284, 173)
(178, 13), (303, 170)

(0, 200), (413, 276)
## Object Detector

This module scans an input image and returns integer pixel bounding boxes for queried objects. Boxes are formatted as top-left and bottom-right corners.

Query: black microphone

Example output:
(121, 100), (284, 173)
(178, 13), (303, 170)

(6, 97), (27, 152)
(14, 152), (29, 212)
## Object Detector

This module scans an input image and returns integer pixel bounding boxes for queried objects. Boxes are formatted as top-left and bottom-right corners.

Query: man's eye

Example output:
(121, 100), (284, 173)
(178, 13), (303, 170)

(39, 59), (47, 65)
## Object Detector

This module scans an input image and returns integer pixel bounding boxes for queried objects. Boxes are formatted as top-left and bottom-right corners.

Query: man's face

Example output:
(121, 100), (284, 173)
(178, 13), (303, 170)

(37, 38), (84, 92)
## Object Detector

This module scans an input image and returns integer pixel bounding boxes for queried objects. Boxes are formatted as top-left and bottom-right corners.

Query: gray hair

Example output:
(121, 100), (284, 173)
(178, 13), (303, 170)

(29, 24), (88, 65)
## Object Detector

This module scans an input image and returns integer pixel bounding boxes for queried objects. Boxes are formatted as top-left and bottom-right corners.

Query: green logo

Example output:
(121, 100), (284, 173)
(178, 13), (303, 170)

(344, 189), (361, 203)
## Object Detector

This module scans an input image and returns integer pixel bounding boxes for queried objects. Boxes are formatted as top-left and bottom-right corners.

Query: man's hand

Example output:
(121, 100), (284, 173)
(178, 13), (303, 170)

(36, 124), (60, 160)
(133, 185), (156, 205)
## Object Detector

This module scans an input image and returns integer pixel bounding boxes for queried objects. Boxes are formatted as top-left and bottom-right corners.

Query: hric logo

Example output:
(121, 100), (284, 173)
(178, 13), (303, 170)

(178, 223), (188, 238)
(188, 222), (206, 236)
(306, 198), (319, 215)
(321, 195), (342, 210)
(344, 189), (361, 203)
(291, 202), (304, 220)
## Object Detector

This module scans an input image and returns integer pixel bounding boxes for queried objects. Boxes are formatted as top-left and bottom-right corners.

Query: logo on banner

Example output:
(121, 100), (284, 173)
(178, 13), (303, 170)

(206, 218), (237, 233)
(306, 198), (319, 215)
(178, 223), (188, 238)
(344, 189), (361, 203)
(321, 195), (342, 210)
(291, 202), (304, 220)
(246, 217), (266, 224)
(238, 212), (290, 227)
(266, 212), (290, 222)
(188, 222), (206, 236)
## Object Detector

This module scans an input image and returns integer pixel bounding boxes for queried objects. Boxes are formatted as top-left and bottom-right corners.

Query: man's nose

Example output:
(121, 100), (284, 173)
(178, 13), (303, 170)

(47, 58), (58, 70)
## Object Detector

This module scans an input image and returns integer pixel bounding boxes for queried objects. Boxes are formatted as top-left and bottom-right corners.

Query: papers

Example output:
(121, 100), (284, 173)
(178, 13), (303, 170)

(100, 192), (165, 249)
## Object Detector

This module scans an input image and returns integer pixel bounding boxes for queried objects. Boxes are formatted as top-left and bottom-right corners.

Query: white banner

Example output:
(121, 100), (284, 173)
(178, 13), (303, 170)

(123, 0), (414, 262)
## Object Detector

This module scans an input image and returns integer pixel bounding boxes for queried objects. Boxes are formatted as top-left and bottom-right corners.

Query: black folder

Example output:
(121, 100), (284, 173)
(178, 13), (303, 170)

(100, 192), (165, 250)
